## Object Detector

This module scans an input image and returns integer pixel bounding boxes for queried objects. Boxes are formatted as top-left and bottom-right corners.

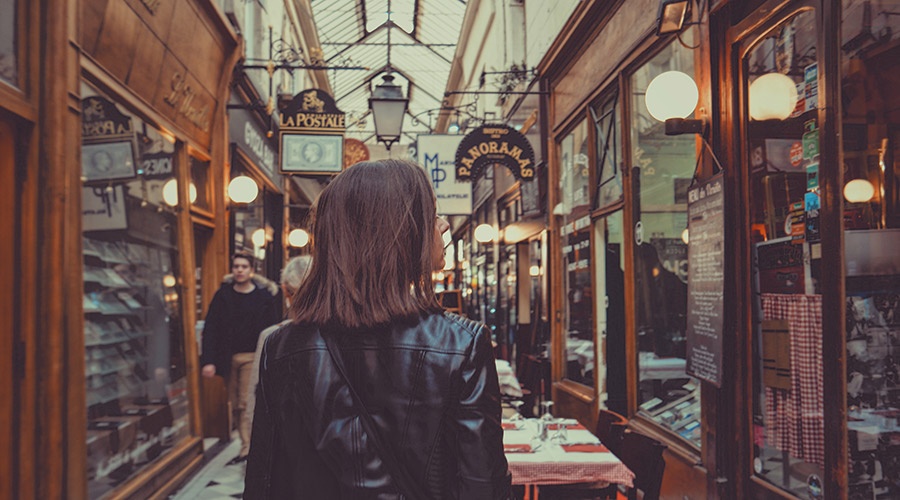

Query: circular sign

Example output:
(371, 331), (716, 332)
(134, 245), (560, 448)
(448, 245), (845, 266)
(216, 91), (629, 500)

(455, 124), (535, 181)
(790, 142), (804, 166)
(343, 138), (370, 168)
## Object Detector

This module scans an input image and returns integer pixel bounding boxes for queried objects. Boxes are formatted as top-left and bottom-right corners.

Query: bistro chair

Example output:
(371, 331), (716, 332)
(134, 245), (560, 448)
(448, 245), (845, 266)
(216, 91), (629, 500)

(617, 430), (667, 500)
(595, 409), (628, 455)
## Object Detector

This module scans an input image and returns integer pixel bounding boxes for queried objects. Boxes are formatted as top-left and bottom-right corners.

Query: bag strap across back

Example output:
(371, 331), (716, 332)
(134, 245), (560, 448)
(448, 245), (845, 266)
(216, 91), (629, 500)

(320, 329), (430, 500)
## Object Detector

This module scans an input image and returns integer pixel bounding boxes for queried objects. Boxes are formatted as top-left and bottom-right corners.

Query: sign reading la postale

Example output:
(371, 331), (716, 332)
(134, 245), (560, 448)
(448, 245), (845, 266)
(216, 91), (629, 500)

(455, 124), (535, 182)
(279, 89), (346, 132)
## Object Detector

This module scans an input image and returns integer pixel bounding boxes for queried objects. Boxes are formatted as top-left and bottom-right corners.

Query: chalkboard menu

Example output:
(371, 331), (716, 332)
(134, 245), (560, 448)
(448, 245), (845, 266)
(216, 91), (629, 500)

(685, 174), (725, 387)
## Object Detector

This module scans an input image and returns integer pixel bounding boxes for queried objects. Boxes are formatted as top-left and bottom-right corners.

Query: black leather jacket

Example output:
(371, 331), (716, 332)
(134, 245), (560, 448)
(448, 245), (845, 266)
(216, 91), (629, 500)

(244, 313), (512, 499)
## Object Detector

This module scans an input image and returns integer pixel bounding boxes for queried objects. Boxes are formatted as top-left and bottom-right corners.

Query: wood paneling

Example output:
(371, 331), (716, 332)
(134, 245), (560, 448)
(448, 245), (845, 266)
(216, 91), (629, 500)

(0, 118), (15, 500)
(80, 0), (109, 55)
(93, 0), (141, 82)
(659, 448), (708, 500)
(127, 21), (167, 101)
(551, 0), (656, 128)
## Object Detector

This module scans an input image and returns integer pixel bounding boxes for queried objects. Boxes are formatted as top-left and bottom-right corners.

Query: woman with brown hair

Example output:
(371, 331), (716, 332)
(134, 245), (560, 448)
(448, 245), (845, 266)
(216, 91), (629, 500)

(244, 159), (511, 499)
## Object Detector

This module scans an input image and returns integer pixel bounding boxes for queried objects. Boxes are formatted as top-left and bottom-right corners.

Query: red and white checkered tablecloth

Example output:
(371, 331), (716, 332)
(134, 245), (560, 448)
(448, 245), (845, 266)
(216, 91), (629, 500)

(503, 420), (635, 488)
(762, 293), (824, 466)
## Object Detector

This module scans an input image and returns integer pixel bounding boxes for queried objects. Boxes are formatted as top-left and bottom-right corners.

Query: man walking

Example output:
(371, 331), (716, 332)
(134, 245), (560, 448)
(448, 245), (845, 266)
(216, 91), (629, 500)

(201, 253), (280, 465)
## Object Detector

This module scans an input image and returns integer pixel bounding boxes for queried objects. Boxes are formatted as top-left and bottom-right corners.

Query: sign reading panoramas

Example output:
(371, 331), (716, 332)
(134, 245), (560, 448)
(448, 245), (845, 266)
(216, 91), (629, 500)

(279, 89), (345, 174)
(455, 124), (535, 182)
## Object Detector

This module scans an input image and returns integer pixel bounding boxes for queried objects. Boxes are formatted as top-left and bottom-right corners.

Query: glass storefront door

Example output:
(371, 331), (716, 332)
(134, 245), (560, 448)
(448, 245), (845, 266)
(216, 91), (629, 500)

(840, 1), (900, 497)
(740, 7), (825, 496)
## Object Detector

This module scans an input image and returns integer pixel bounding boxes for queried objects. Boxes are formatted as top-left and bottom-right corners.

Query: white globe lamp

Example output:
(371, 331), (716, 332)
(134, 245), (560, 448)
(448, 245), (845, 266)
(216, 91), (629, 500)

(228, 176), (259, 204)
(288, 228), (310, 248)
(844, 179), (875, 203)
(645, 71), (699, 122)
(749, 73), (798, 121)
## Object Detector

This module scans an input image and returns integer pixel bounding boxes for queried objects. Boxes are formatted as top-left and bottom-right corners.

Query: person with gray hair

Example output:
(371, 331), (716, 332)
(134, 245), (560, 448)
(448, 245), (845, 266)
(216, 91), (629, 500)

(239, 255), (312, 461)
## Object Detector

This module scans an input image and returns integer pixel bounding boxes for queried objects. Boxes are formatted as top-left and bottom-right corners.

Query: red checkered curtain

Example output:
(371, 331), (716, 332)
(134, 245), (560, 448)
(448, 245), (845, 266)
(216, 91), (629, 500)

(762, 294), (824, 466)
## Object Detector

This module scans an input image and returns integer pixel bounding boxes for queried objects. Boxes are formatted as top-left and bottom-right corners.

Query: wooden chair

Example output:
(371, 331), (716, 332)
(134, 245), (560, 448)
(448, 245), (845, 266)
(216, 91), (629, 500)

(595, 409), (628, 455)
(617, 430), (667, 500)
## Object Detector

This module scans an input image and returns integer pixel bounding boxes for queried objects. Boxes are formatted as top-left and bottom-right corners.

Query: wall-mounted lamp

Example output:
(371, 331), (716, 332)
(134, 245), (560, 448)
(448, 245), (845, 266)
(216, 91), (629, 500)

(228, 176), (260, 204)
(474, 223), (496, 243)
(656, 0), (691, 36)
(645, 71), (704, 136)
(681, 228), (690, 244)
(844, 179), (875, 203)
(529, 265), (542, 277)
(288, 228), (310, 248)
(749, 73), (798, 121)
(162, 179), (197, 206)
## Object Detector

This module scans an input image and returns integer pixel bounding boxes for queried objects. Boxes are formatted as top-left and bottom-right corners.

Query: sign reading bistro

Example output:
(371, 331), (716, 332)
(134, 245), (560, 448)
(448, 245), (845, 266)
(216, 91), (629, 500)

(455, 124), (535, 182)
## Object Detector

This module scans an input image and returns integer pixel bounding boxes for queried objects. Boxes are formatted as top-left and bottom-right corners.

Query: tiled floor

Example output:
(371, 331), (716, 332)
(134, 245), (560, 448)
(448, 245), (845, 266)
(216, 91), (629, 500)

(173, 406), (520, 499)
(171, 436), (246, 500)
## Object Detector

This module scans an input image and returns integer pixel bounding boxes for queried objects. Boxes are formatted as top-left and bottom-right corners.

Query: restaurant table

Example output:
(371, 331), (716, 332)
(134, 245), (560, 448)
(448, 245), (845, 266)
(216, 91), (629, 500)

(503, 418), (634, 499)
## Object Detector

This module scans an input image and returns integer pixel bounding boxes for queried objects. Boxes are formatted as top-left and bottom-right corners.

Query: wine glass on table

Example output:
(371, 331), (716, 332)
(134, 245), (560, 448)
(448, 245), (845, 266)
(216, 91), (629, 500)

(508, 400), (525, 429)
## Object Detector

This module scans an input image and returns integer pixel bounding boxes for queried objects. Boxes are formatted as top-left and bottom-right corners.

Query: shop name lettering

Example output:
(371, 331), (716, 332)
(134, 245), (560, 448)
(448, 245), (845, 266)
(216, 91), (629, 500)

(458, 140), (533, 176)
(244, 122), (274, 170)
(164, 73), (211, 131)
(281, 112), (345, 129)
(688, 180), (722, 203)
(83, 120), (132, 137)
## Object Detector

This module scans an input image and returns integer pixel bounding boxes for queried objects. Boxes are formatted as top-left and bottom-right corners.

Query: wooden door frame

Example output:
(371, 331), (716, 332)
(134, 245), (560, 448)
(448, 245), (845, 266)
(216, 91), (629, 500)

(722, 0), (846, 497)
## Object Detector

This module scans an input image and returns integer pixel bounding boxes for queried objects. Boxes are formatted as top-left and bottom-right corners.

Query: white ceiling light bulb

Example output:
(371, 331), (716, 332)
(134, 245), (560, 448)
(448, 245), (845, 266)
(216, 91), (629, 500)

(228, 176), (259, 204)
(645, 71), (699, 122)
(251, 228), (267, 248)
(844, 179), (875, 203)
(749, 73), (798, 121)
(162, 179), (198, 205)
(474, 223), (495, 243)
(288, 228), (310, 248)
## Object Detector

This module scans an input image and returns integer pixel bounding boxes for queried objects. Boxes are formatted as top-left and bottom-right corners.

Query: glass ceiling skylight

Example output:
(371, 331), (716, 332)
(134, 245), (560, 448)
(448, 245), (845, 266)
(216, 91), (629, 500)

(365, 0), (415, 34)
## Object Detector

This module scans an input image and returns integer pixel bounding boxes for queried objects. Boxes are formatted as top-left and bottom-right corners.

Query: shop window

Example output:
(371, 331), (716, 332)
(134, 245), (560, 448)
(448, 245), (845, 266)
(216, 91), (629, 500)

(630, 35), (699, 447)
(81, 86), (191, 497)
(555, 120), (593, 387)
(841, 1), (900, 498)
(0, 0), (17, 87)
(190, 156), (212, 212)
(742, 9), (822, 496)
(591, 89), (623, 210)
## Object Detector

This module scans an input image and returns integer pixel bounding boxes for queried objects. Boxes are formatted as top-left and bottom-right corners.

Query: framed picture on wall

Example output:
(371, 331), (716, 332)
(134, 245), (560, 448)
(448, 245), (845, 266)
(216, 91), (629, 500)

(280, 134), (343, 174)
(81, 140), (138, 182)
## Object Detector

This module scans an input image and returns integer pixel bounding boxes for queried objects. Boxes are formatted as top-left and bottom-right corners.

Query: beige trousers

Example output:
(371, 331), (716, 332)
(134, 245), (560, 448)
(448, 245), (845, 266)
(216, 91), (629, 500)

(229, 352), (256, 457)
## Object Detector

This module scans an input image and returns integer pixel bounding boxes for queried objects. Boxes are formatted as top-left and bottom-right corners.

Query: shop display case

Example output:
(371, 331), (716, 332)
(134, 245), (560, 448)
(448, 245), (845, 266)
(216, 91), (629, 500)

(82, 229), (190, 497)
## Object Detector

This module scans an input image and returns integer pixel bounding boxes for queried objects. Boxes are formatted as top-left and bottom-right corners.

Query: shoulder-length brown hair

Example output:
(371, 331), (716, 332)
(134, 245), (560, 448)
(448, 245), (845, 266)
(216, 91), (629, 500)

(291, 159), (443, 328)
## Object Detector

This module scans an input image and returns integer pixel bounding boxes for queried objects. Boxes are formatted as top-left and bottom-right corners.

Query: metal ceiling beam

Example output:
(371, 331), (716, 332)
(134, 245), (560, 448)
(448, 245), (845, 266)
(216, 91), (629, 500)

(325, 23), (389, 63)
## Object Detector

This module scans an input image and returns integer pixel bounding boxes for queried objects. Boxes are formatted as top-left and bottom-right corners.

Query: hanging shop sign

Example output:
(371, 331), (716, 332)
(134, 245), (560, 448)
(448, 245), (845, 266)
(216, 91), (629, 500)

(685, 174), (725, 387)
(417, 135), (472, 215)
(343, 138), (370, 168)
(229, 99), (277, 177)
(279, 89), (345, 175)
(81, 96), (139, 183)
(455, 124), (535, 182)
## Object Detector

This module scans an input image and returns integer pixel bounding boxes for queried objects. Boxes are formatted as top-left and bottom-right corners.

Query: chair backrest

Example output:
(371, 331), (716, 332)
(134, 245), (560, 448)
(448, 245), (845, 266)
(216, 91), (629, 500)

(595, 409), (628, 454)
(617, 430), (667, 500)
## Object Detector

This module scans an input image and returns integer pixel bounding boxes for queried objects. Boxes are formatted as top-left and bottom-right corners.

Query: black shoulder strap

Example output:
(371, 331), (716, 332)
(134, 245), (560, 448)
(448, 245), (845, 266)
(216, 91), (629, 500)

(320, 329), (429, 500)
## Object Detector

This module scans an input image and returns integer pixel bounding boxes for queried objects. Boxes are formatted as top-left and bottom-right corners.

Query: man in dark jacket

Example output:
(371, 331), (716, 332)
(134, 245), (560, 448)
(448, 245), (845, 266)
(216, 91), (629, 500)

(201, 253), (280, 464)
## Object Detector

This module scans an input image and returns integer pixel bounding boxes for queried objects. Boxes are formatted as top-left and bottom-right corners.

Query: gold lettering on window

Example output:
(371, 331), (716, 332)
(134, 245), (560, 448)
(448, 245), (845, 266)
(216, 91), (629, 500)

(164, 72), (212, 131)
